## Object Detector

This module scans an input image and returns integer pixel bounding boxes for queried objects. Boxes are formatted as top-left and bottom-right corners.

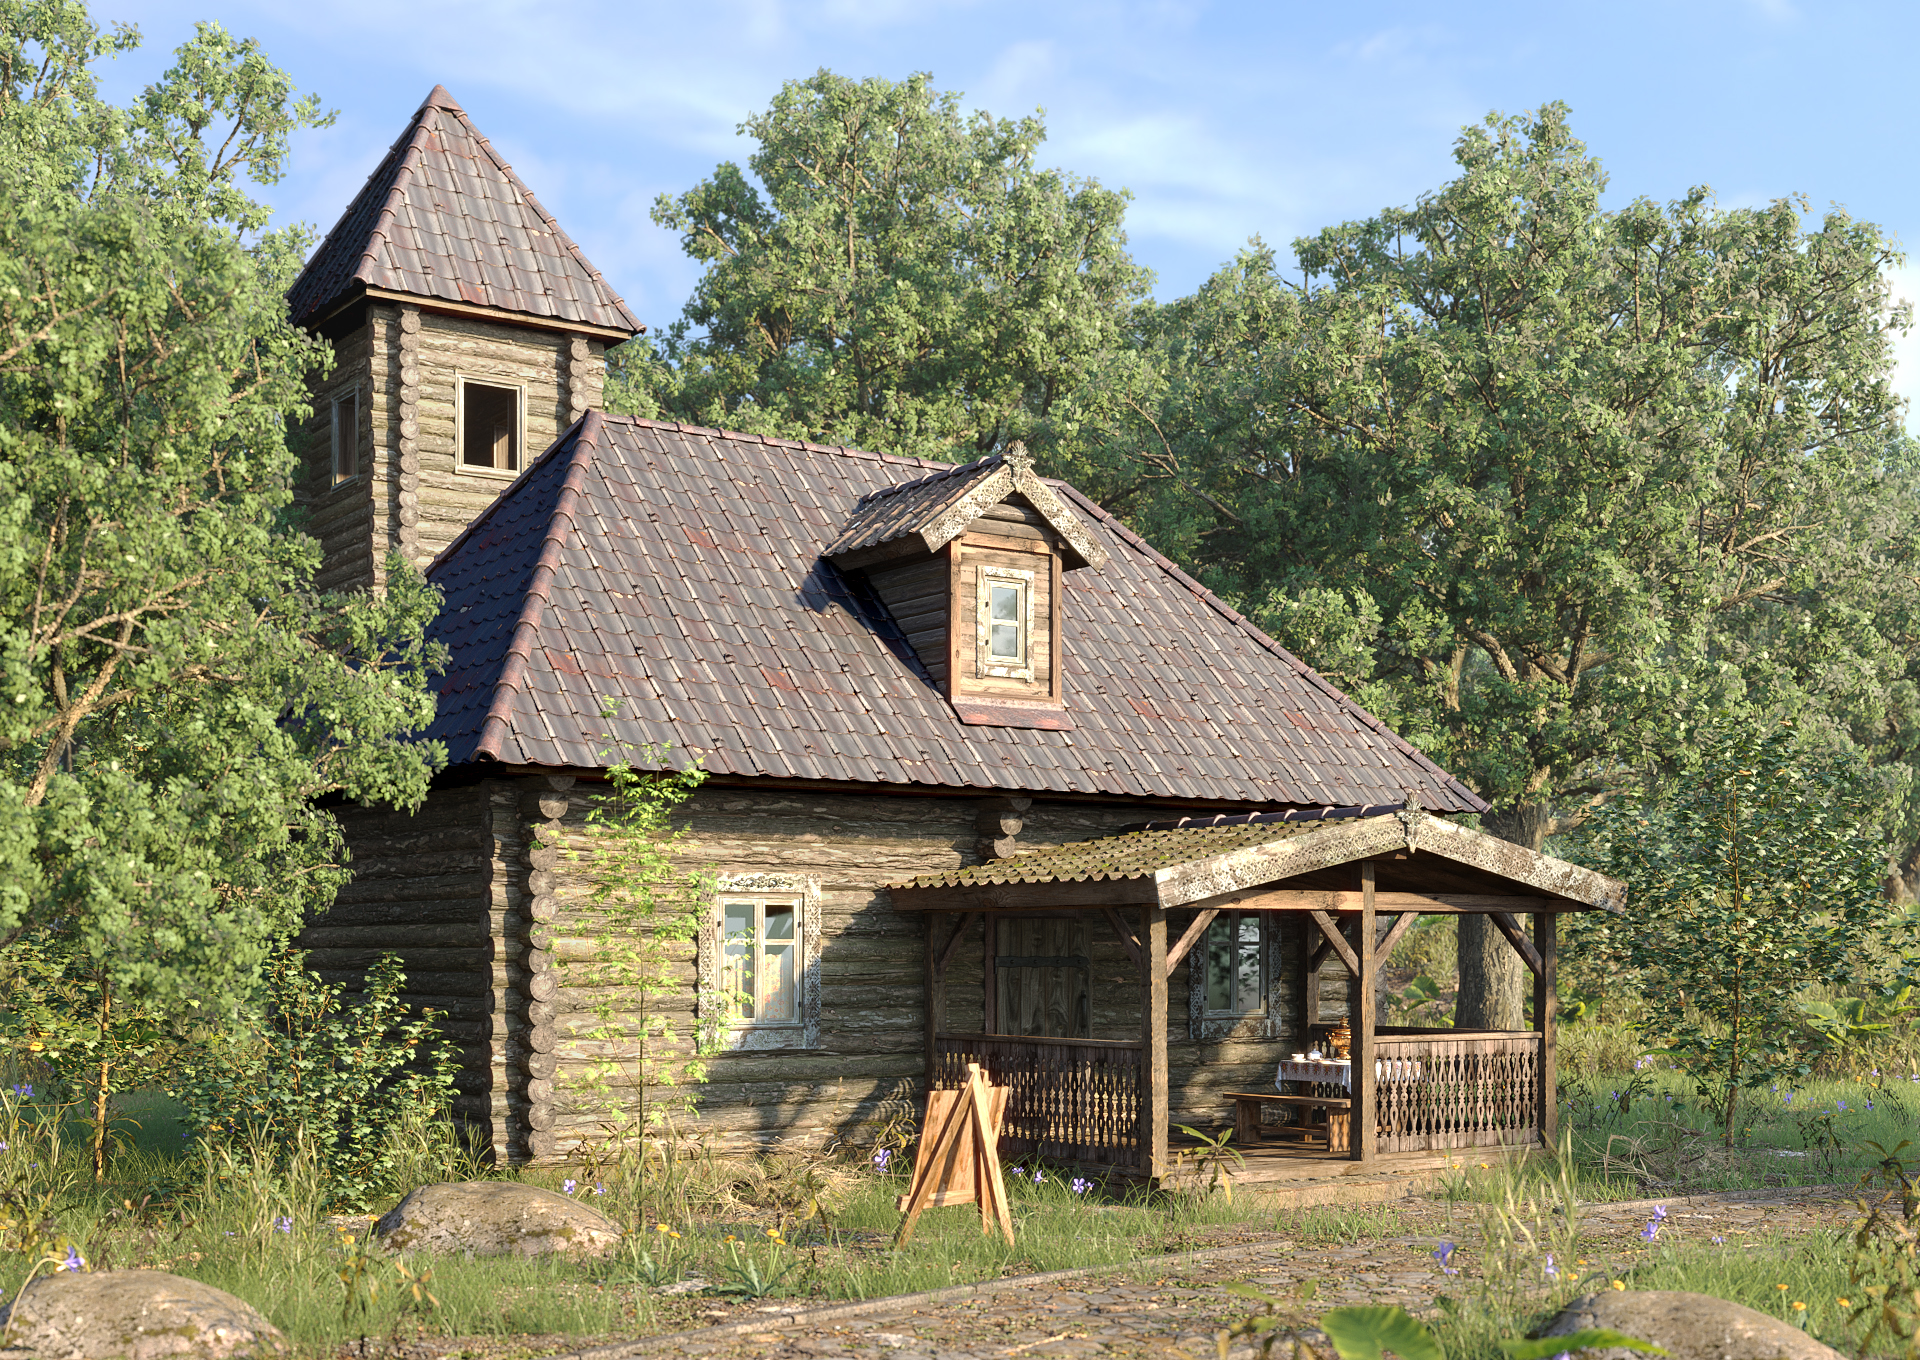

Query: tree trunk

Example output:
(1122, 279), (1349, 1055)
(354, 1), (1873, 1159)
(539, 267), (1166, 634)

(1455, 803), (1546, 1031)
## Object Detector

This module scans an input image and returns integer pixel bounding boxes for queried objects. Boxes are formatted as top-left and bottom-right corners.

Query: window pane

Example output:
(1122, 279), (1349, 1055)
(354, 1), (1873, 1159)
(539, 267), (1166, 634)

(990, 621), (1021, 658)
(462, 382), (519, 470)
(763, 943), (796, 1022)
(1205, 917), (1233, 1012)
(764, 906), (795, 941)
(1235, 916), (1262, 1013)
(991, 584), (1020, 622)
(723, 902), (755, 1020)
(332, 393), (358, 484)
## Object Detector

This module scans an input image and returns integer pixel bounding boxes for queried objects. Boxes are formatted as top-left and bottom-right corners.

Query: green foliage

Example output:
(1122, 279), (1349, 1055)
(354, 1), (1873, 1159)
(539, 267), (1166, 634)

(1319, 1305), (1446, 1360)
(173, 952), (459, 1210)
(0, 1), (444, 1116)
(1845, 1140), (1920, 1360)
(1061, 103), (1919, 864)
(1572, 722), (1889, 1143)
(565, 712), (713, 1150)
(614, 69), (1149, 462)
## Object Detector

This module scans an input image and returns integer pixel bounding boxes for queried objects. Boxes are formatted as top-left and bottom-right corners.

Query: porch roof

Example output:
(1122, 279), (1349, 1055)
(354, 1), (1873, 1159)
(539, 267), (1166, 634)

(888, 809), (1626, 914)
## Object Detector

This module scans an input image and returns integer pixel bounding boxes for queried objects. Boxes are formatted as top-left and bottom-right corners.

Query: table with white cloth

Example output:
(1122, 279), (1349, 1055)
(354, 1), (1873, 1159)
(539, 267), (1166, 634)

(1274, 1056), (1424, 1090)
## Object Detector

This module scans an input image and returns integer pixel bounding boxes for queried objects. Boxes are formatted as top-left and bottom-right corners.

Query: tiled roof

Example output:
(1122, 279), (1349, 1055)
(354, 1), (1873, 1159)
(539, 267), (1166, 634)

(900, 820), (1338, 887)
(287, 85), (639, 334)
(421, 413), (1488, 811)
(824, 458), (1000, 557)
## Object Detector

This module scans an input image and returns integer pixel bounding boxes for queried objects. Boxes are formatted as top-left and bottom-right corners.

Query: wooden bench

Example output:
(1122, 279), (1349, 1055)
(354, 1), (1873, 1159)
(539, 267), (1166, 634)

(1225, 1092), (1353, 1153)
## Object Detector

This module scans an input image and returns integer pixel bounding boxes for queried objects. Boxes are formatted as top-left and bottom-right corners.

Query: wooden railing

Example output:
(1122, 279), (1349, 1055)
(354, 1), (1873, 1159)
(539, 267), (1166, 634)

(1373, 1031), (1541, 1152)
(934, 1033), (1143, 1171)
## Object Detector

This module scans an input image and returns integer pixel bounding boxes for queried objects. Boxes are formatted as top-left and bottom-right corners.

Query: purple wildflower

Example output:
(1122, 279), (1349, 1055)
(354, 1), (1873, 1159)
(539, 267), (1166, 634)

(10, 1085), (29, 1101)
(274, 1216), (292, 1234)
(1070, 1178), (1091, 1195)
(872, 1148), (891, 1172)
(1544, 1252), (1558, 1279)
(1433, 1241), (1458, 1275)
(562, 1179), (577, 1196)
(1640, 1206), (1666, 1243)
(57, 1246), (81, 1272)
(1032, 1171), (1046, 1186)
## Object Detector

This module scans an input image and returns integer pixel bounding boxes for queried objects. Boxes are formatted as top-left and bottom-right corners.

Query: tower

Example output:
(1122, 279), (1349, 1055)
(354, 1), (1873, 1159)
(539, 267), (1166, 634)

(287, 85), (640, 592)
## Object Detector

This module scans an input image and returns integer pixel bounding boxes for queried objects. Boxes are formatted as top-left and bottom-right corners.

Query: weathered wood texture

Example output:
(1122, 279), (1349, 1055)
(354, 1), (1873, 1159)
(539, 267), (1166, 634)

(411, 312), (571, 566)
(933, 1033), (1141, 1170)
(866, 555), (952, 685)
(1372, 1032), (1543, 1152)
(296, 313), (378, 594)
(302, 305), (593, 591)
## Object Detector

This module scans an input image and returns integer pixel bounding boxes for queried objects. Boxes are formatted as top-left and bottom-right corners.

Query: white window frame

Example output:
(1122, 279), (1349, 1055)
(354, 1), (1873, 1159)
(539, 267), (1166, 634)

(454, 375), (526, 479)
(330, 387), (360, 486)
(975, 564), (1035, 681)
(698, 873), (821, 1052)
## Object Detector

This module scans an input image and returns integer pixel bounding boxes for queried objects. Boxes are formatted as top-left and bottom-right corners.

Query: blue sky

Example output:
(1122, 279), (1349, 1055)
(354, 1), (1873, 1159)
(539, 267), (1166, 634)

(91, 0), (1920, 413)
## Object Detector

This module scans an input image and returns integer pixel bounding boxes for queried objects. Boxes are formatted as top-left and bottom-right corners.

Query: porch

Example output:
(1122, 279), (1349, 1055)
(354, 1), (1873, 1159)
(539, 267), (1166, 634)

(890, 806), (1624, 1182)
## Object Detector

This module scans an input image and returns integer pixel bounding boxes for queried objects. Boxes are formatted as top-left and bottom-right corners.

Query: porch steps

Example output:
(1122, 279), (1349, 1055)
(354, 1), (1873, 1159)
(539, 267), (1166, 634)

(1163, 1145), (1534, 1209)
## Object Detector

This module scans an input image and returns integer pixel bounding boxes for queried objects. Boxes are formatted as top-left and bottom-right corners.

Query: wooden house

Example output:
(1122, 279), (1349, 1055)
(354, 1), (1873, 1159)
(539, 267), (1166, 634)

(288, 89), (1625, 1180)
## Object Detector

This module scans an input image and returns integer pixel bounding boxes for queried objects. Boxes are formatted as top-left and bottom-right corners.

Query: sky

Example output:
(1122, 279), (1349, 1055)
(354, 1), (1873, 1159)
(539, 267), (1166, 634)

(84, 0), (1920, 415)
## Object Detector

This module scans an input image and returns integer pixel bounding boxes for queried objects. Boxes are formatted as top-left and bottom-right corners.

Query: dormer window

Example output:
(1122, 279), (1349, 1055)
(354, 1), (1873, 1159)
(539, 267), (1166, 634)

(822, 443), (1108, 731)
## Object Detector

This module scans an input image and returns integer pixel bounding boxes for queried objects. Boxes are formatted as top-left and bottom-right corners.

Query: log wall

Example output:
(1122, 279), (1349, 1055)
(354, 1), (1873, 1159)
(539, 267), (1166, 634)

(310, 777), (1341, 1163)
(301, 304), (608, 588)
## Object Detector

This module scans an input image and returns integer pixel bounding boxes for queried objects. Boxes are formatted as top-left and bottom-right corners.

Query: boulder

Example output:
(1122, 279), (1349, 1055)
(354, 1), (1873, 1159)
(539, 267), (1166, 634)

(1540, 1290), (1842, 1360)
(374, 1180), (622, 1258)
(0, 1269), (286, 1359)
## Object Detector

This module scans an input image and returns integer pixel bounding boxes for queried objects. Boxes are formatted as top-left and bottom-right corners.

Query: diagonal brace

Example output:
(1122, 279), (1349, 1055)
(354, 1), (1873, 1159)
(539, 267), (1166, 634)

(1491, 911), (1544, 978)
(1308, 909), (1360, 975)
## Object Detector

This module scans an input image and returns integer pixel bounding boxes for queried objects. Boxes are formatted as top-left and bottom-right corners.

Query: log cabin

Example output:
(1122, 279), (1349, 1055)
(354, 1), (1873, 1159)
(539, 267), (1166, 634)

(287, 87), (1626, 1181)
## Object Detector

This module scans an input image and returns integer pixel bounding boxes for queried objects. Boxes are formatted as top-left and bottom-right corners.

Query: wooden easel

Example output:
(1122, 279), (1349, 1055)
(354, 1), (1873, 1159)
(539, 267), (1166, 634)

(893, 1062), (1014, 1246)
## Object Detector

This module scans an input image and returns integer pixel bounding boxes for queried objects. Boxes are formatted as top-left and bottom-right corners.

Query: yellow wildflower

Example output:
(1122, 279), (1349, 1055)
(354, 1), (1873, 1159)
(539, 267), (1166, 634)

(1792, 1302), (1807, 1313)
(1611, 1280), (1626, 1291)
(1838, 1299), (1851, 1309)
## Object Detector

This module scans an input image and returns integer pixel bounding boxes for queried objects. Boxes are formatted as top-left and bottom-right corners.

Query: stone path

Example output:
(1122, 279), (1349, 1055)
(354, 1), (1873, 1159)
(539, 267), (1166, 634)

(392, 1186), (1855, 1360)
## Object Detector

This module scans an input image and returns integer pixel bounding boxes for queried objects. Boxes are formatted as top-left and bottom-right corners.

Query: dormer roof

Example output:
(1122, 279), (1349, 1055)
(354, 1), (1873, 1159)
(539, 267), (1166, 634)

(824, 444), (1108, 571)
(286, 85), (640, 337)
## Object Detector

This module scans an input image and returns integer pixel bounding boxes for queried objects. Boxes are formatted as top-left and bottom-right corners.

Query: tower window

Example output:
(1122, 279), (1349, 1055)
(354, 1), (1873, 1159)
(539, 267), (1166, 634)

(460, 379), (521, 473)
(330, 390), (359, 485)
(975, 564), (1034, 679)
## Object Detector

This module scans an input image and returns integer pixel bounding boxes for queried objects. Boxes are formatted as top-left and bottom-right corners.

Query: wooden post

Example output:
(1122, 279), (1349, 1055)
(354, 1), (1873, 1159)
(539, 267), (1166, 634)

(1303, 918), (1323, 1037)
(1142, 902), (1169, 1178)
(1352, 862), (1376, 1162)
(925, 914), (946, 1092)
(983, 915), (998, 1035)
(1535, 911), (1558, 1146)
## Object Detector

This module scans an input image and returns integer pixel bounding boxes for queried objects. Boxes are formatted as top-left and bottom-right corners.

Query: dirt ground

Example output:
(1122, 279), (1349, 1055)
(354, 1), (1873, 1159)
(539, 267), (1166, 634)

(347, 1185), (1854, 1360)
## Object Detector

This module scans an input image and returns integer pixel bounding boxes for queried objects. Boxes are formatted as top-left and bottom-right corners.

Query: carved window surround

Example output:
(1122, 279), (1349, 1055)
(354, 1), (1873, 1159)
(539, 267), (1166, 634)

(698, 873), (822, 1051)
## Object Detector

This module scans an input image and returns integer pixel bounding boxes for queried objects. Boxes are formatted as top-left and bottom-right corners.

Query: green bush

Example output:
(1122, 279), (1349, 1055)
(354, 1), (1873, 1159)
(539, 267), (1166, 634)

(175, 952), (458, 1210)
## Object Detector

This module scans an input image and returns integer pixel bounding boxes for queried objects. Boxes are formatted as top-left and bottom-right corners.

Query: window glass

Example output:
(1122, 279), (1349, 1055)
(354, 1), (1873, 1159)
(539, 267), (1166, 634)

(763, 906), (796, 1022)
(989, 584), (1022, 659)
(723, 901), (755, 1021)
(331, 391), (358, 485)
(461, 381), (520, 471)
(1203, 912), (1264, 1015)
(720, 897), (802, 1027)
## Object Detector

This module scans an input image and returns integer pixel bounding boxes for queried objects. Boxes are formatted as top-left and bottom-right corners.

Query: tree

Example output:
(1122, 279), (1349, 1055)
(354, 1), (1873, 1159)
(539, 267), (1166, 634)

(610, 69), (1150, 463)
(1060, 104), (1917, 1026)
(1571, 722), (1887, 1144)
(0, 3), (444, 1172)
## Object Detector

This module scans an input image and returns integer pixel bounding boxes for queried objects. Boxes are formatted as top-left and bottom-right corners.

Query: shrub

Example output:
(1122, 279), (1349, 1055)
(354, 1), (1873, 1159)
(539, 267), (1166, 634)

(175, 952), (458, 1209)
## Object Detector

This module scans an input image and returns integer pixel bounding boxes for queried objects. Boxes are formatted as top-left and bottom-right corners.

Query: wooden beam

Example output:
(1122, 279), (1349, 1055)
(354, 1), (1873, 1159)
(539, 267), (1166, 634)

(1375, 912), (1417, 970)
(937, 912), (978, 977)
(1353, 862), (1377, 1163)
(1165, 908), (1221, 979)
(1100, 907), (1145, 974)
(1182, 888), (1573, 915)
(1142, 903), (1169, 1180)
(890, 879), (1153, 913)
(1535, 912), (1559, 1146)
(1308, 910), (1360, 975)
(982, 916), (998, 1035)
(1491, 911), (1545, 978)
(924, 915), (945, 1093)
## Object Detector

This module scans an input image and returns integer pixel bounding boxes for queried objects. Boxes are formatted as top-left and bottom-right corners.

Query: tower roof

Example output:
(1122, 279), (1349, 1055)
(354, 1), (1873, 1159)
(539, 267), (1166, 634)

(287, 85), (640, 336)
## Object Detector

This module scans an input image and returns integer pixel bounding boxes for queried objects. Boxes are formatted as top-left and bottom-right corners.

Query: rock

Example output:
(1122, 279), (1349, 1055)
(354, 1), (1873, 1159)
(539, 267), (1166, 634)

(374, 1180), (622, 1257)
(0, 1269), (286, 1358)
(1540, 1290), (1842, 1360)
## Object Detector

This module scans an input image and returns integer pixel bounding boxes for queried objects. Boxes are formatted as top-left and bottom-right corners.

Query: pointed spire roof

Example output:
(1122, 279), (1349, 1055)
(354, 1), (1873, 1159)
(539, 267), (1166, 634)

(287, 85), (640, 336)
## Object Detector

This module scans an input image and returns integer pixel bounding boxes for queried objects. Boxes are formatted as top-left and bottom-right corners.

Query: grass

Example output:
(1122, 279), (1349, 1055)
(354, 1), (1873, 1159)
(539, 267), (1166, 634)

(0, 1089), (1280, 1355)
